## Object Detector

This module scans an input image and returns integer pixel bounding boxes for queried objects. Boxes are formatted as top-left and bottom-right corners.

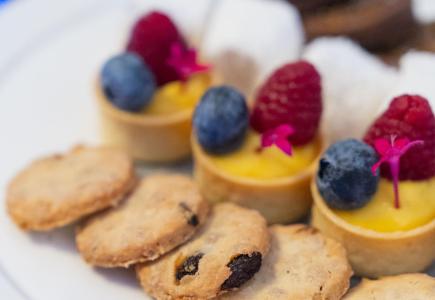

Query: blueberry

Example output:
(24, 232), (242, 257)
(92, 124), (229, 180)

(316, 139), (380, 210)
(101, 52), (156, 112)
(193, 86), (248, 154)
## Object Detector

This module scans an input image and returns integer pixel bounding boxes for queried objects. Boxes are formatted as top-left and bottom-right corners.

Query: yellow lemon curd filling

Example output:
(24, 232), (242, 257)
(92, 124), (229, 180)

(142, 73), (211, 115)
(209, 131), (320, 180)
(334, 178), (435, 232)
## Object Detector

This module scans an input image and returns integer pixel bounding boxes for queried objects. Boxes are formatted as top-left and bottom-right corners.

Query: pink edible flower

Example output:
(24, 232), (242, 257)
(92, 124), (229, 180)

(371, 136), (424, 209)
(260, 124), (295, 155)
(166, 42), (210, 81)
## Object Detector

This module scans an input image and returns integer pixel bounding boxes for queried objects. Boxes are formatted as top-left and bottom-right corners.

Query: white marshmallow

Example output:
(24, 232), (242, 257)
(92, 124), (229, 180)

(379, 51), (435, 113)
(130, 0), (215, 47)
(412, 0), (435, 24)
(303, 37), (398, 143)
(201, 0), (304, 98)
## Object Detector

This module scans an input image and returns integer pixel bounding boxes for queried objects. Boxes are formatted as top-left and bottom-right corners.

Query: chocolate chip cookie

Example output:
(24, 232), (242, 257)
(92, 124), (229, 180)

(76, 174), (208, 268)
(136, 203), (269, 299)
(222, 225), (352, 299)
(7, 146), (135, 231)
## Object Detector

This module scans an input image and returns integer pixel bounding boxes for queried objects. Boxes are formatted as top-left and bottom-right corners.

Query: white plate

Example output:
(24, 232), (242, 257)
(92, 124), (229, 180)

(0, 1), (155, 299)
(0, 1), (433, 299)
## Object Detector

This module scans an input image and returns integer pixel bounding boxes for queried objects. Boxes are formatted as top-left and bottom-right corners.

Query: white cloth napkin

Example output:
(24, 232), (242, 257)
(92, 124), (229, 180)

(303, 37), (398, 143)
(379, 51), (435, 113)
(201, 0), (304, 99)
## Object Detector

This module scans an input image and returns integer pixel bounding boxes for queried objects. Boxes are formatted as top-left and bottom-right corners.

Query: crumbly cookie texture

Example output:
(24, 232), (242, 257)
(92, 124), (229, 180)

(222, 224), (353, 300)
(344, 273), (435, 300)
(7, 146), (135, 231)
(76, 174), (209, 268)
(136, 202), (270, 300)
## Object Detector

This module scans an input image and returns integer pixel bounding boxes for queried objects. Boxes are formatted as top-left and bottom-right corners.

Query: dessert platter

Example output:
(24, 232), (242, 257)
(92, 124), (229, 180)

(0, 0), (434, 299)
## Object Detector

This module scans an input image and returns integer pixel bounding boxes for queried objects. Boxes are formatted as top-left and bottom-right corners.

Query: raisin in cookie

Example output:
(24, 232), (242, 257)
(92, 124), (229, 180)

(7, 146), (135, 231)
(222, 225), (352, 300)
(344, 273), (435, 300)
(76, 174), (209, 267)
(136, 203), (269, 300)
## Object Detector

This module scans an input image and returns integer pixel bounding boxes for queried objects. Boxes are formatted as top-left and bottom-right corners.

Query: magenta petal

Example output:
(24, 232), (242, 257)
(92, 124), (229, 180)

(371, 160), (383, 176)
(275, 124), (295, 137)
(259, 124), (295, 156)
(276, 139), (293, 155)
(374, 138), (391, 155)
(394, 137), (410, 150)
(166, 42), (211, 80)
(261, 134), (275, 147)
(371, 136), (424, 209)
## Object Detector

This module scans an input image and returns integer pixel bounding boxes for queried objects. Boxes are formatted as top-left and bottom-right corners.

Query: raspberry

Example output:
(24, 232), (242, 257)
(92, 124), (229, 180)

(126, 11), (185, 86)
(250, 61), (322, 145)
(364, 95), (435, 180)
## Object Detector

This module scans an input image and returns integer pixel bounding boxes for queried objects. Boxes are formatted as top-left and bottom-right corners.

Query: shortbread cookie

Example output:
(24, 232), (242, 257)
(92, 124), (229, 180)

(344, 273), (435, 300)
(222, 225), (352, 300)
(7, 146), (135, 231)
(136, 203), (269, 300)
(76, 174), (209, 267)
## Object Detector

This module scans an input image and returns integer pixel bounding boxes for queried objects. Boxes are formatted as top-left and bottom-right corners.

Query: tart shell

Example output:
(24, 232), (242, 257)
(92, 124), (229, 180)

(311, 180), (435, 278)
(192, 135), (324, 224)
(96, 83), (192, 163)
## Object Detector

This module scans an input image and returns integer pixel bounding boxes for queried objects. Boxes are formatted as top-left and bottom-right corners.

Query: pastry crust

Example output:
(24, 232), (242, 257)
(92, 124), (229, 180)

(192, 135), (324, 224)
(343, 273), (435, 300)
(76, 174), (209, 268)
(96, 82), (192, 163)
(6, 146), (135, 231)
(311, 180), (435, 277)
(136, 203), (270, 300)
(222, 224), (353, 300)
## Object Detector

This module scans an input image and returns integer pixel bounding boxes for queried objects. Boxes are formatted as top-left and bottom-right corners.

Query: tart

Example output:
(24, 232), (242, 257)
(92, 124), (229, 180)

(192, 61), (324, 223)
(96, 11), (211, 162)
(311, 95), (435, 277)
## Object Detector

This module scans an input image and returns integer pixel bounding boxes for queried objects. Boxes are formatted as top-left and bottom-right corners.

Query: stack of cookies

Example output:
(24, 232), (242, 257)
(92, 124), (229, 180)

(6, 145), (356, 299)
